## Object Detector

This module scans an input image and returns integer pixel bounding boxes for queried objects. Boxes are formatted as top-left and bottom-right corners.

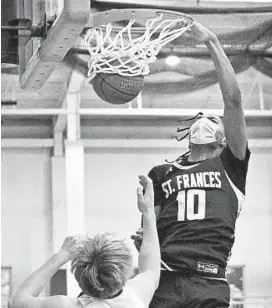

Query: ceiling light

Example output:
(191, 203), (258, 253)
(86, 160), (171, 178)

(165, 55), (180, 66)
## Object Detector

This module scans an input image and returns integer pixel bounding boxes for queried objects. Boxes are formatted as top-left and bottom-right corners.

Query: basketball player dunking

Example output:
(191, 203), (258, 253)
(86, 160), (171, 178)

(132, 21), (251, 307)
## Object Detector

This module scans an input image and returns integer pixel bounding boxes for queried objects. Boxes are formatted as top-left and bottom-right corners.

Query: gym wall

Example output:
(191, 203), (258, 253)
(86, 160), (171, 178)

(1, 142), (272, 297)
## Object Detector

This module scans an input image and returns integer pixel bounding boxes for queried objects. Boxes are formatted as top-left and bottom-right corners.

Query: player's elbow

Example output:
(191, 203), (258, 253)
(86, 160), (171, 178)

(149, 267), (161, 289)
(154, 272), (160, 289)
(145, 269), (160, 291)
(138, 262), (161, 288)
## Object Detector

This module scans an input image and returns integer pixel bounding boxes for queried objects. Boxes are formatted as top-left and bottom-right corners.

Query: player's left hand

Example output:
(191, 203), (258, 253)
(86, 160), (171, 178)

(59, 235), (87, 260)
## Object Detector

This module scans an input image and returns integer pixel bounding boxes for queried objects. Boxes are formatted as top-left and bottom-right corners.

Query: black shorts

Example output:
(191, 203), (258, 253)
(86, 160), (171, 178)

(149, 271), (230, 308)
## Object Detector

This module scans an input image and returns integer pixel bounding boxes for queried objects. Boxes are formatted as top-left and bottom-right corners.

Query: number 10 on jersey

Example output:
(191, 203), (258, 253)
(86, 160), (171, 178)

(177, 189), (206, 221)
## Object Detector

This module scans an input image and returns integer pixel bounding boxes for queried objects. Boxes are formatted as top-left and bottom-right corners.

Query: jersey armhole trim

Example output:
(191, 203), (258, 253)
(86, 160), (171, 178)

(224, 171), (245, 215)
(161, 260), (175, 271)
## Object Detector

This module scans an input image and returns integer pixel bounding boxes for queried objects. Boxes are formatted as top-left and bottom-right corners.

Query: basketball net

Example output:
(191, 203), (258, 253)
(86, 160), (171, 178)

(84, 13), (193, 82)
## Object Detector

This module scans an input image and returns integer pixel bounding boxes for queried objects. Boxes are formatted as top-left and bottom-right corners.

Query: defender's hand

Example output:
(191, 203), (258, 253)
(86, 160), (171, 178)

(59, 235), (86, 260)
(132, 175), (154, 251)
(137, 175), (154, 214)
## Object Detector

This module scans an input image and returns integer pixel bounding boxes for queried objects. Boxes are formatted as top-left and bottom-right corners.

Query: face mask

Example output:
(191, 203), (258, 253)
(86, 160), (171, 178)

(189, 117), (226, 145)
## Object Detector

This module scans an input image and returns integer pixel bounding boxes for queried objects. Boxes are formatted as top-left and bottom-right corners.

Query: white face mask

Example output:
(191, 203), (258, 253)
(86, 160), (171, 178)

(189, 117), (226, 145)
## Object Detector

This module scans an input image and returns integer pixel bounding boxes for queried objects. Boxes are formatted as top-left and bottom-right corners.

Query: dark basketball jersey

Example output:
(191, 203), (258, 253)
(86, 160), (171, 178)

(148, 146), (250, 278)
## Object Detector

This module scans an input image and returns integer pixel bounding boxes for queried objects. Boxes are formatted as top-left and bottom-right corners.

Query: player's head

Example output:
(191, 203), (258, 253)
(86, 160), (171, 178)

(71, 233), (133, 299)
(189, 115), (226, 148)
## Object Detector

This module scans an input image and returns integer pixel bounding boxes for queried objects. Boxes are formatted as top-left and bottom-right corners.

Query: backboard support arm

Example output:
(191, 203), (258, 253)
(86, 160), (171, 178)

(19, 0), (90, 90)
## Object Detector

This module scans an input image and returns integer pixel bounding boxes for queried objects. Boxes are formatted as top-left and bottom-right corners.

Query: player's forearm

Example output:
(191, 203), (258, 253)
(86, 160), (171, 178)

(11, 252), (69, 300)
(140, 206), (161, 227)
(138, 211), (160, 274)
(206, 34), (242, 107)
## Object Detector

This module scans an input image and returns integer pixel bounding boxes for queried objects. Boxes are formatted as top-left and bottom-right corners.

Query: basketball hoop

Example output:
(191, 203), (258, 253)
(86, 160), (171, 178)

(84, 9), (194, 82)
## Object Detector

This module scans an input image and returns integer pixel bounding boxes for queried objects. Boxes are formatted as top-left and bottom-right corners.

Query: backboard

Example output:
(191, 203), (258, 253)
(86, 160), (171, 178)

(5, 0), (90, 91)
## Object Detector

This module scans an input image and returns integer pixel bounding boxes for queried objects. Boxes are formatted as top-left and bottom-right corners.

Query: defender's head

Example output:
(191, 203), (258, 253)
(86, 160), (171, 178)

(71, 233), (133, 299)
(189, 115), (226, 147)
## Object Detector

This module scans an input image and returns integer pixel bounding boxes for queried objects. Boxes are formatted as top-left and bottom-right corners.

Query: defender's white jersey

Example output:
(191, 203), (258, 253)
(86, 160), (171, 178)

(78, 285), (146, 308)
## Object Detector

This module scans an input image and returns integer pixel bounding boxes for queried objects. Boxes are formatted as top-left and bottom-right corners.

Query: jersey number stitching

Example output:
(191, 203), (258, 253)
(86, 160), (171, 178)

(177, 189), (206, 221)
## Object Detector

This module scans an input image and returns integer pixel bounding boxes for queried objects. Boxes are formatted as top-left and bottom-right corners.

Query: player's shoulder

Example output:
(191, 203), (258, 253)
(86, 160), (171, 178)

(39, 295), (79, 308)
(58, 295), (79, 308)
(149, 163), (171, 173)
(148, 163), (172, 181)
(220, 144), (251, 166)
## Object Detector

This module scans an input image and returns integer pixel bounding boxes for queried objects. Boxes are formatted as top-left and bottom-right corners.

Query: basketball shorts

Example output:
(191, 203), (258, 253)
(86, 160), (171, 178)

(149, 270), (230, 308)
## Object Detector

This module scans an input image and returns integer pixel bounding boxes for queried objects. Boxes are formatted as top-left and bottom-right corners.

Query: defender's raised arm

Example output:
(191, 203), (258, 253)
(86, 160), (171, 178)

(128, 175), (161, 306)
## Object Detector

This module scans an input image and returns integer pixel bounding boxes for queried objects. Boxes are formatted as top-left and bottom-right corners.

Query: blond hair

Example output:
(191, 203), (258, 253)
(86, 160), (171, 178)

(71, 233), (133, 299)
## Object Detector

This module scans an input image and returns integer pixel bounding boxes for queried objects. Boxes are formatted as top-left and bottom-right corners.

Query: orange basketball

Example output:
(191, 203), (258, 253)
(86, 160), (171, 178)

(92, 73), (145, 104)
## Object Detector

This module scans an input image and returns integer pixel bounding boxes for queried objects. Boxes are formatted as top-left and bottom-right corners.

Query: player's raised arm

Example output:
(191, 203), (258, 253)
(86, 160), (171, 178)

(131, 166), (163, 252)
(189, 22), (247, 159)
(8, 236), (84, 308)
(137, 176), (160, 276)
(128, 175), (160, 305)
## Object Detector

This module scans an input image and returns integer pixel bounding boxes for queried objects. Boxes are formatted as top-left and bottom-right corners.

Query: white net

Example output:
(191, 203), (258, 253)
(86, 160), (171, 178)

(84, 13), (194, 82)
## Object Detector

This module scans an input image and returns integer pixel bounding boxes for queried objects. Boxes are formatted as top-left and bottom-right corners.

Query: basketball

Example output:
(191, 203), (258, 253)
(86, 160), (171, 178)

(92, 73), (145, 104)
